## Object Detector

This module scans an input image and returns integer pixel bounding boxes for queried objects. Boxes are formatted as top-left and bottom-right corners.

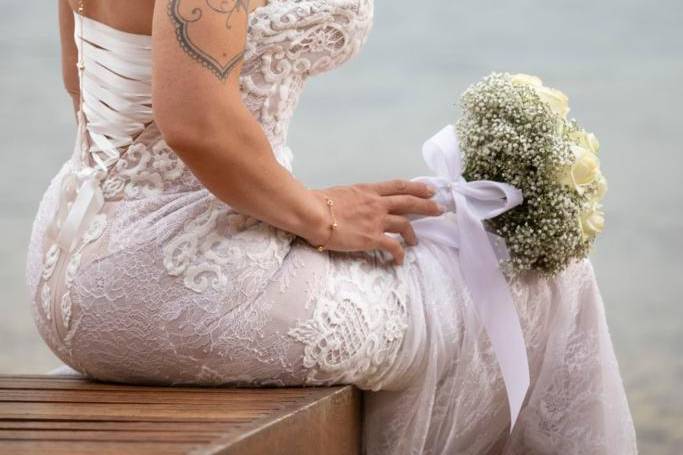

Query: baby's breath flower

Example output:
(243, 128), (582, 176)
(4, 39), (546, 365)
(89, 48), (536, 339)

(455, 72), (606, 276)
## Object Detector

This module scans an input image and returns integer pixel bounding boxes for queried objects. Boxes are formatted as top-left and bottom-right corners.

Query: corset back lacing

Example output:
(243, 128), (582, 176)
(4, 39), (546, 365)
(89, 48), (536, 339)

(76, 14), (153, 171)
(51, 12), (153, 252)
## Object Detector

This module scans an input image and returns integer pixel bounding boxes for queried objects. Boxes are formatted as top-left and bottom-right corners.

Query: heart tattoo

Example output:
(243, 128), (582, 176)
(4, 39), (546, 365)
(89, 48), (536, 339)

(168, 0), (252, 81)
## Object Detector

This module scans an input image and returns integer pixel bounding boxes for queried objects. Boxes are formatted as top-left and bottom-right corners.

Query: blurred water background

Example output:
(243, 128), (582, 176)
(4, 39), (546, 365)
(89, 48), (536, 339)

(1, 0), (681, 453)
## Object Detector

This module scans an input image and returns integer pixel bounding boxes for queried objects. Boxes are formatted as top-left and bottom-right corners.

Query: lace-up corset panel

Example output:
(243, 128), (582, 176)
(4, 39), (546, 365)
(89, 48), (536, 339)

(75, 12), (153, 170)
(73, 0), (374, 202)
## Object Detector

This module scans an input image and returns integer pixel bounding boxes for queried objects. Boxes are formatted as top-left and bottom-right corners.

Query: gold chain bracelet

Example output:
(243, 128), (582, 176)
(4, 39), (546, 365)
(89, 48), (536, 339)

(315, 196), (338, 252)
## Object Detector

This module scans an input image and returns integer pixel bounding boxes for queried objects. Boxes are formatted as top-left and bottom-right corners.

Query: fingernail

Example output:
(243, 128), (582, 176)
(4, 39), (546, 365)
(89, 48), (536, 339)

(428, 186), (436, 196)
(437, 204), (447, 213)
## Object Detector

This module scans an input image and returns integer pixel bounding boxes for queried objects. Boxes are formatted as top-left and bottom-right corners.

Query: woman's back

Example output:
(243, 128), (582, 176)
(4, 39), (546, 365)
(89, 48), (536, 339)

(65, 0), (155, 35)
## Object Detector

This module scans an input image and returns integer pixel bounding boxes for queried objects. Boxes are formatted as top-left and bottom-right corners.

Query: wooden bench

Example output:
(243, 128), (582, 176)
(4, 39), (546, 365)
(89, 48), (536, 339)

(0, 375), (361, 455)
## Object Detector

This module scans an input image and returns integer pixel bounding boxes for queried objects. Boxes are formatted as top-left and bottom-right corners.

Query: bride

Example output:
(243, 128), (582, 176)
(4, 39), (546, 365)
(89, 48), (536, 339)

(25, 0), (637, 453)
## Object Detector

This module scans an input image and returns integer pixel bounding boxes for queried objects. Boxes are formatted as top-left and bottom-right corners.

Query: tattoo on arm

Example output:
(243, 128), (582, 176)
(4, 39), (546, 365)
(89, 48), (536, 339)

(168, 0), (251, 81)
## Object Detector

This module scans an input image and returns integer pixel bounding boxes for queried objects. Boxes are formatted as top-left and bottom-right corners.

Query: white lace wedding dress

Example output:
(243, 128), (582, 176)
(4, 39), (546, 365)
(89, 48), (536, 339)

(25, 1), (637, 453)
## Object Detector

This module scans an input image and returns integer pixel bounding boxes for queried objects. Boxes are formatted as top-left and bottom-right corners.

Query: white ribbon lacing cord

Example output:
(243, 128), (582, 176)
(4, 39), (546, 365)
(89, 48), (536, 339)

(74, 12), (153, 174)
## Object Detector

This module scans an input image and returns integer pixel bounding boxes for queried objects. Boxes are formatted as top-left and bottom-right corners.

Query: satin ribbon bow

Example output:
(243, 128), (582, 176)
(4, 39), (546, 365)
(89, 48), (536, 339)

(410, 125), (530, 431)
(50, 162), (106, 256)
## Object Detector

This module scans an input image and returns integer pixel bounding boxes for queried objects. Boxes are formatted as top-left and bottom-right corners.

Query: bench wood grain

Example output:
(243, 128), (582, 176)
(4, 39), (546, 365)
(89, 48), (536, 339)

(0, 375), (361, 455)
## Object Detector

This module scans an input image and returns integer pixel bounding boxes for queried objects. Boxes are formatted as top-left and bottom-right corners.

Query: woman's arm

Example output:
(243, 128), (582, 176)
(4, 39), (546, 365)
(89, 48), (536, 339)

(152, 1), (442, 264)
(59, 0), (80, 119)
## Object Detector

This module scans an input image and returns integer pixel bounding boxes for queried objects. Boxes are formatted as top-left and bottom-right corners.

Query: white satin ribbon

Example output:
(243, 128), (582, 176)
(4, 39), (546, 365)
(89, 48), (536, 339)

(410, 125), (530, 430)
(55, 167), (105, 254)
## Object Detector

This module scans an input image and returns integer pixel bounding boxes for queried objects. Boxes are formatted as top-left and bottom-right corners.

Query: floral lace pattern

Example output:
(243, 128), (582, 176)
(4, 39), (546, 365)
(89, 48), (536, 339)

(288, 248), (410, 390)
(243, 0), (373, 151)
(101, 129), (202, 200)
(162, 200), (294, 294)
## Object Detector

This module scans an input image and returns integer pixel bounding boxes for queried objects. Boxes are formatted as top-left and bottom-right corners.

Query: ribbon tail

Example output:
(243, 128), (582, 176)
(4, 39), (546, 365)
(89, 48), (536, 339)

(412, 124), (529, 430)
(56, 175), (105, 253)
(410, 213), (461, 249)
(455, 193), (530, 431)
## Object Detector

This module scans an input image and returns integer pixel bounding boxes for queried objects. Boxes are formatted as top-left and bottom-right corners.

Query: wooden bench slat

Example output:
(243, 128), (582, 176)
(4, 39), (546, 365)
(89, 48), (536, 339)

(0, 376), (329, 396)
(0, 429), (221, 443)
(0, 402), (272, 422)
(0, 389), (318, 405)
(0, 420), (237, 432)
(0, 440), (199, 455)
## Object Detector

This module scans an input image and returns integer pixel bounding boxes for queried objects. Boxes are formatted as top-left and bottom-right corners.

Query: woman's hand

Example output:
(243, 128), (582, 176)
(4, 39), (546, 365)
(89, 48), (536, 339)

(303, 180), (444, 265)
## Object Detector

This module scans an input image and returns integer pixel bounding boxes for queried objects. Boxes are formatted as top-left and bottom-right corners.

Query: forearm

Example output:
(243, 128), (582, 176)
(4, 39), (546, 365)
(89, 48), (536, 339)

(163, 106), (329, 246)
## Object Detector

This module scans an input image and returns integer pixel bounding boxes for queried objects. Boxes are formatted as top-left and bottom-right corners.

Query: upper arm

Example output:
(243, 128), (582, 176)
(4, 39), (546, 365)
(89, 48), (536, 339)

(151, 0), (251, 144)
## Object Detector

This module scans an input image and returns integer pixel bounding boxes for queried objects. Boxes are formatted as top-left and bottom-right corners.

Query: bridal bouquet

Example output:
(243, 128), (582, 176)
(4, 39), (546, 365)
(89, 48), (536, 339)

(410, 72), (607, 427)
(410, 72), (608, 425)
(456, 72), (607, 276)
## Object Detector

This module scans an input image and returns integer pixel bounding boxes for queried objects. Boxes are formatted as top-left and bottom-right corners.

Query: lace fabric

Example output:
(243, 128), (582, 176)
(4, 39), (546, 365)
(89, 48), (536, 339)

(25, 1), (637, 453)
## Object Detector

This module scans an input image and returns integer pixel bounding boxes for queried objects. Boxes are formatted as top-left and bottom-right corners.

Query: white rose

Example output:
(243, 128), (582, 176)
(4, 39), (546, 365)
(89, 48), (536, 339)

(594, 173), (608, 202)
(536, 86), (570, 119)
(510, 73), (544, 87)
(580, 206), (605, 238)
(586, 132), (600, 154)
(510, 73), (570, 119)
(571, 130), (600, 155)
(561, 145), (600, 193)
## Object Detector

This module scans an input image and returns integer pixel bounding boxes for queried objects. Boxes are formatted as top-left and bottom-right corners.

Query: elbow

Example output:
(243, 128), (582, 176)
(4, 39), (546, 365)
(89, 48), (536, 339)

(152, 68), (258, 154)
(154, 97), (260, 164)
(153, 86), (198, 153)
(156, 118), (199, 154)
(154, 101), (211, 155)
